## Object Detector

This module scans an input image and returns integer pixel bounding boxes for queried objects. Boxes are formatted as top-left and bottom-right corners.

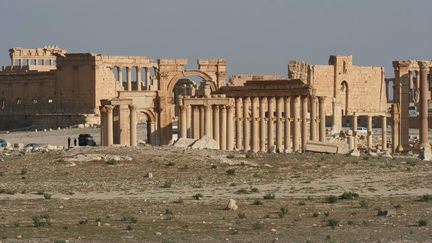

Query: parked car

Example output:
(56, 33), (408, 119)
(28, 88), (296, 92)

(78, 134), (96, 146)
(356, 127), (367, 135)
(24, 143), (43, 151)
(0, 138), (7, 148)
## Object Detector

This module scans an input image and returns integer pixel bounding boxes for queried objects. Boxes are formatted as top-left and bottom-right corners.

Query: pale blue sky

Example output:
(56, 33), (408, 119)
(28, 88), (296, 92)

(1, 0), (431, 77)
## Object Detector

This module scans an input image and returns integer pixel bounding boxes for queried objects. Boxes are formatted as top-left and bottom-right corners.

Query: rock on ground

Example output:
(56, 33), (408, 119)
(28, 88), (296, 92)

(190, 136), (219, 150)
(173, 138), (196, 148)
(226, 199), (238, 211)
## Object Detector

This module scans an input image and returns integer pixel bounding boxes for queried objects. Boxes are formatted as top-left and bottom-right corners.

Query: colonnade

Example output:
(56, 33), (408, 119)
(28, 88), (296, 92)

(13, 58), (56, 66)
(100, 103), (137, 146)
(179, 95), (327, 152)
(351, 114), (387, 151)
(116, 66), (155, 91)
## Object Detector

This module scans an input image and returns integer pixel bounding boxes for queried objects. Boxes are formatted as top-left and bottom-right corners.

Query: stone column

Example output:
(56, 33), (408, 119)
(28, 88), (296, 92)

(213, 105), (220, 145)
(179, 105), (187, 139)
(367, 115), (373, 149)
(192, 106), (200, 139)
(227, 104), (235, 151)
(391, 103), (400, 153)
(276, 97), (283, 152)
(204, 105), (212, 137)
(284, 97), (291, 153)
(301, 96), (308, 150)
(310, 96), (318, 141)
(129, 105), (137, 146)
(251, 97), (259, 152)
(220, 105), (227, 150)
(352, 114), (358, 149)
(106, 105), (114, 146)
(394, 63), (410, 152)
(293, 96), (300, 152)
(332, 98), (342, 133)
(199, 106), (205, 137)
(268, 97), (275, 152)
(118, 67), (123, 83)
(243, 97), (251, 151)
(99, 107), (106, 146)
(186, 103), (191, 138)
(419, 61), (430, 150)
(235, 98), (243, 150)
(260, 97), (267, 152)
(136, 67), (142, 91)
(119, 104), (130, 145)
(318, 97), (326, 142)
(381, 115), (387, 151)
(127, 67), (132, 91)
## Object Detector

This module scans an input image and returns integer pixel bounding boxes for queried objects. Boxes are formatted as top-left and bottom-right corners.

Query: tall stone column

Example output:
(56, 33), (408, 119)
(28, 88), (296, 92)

(381, 115), (387, 151)
(284, 97), (291, 153)
(99, 107), (106, 146)
(213, 105), (220, 145)
(227, 104), (235, 151)
(118, 67), (123, 83)
(136, 67), (142, 91)
(235, 98), (243, 150)
(367, 115), (373, 149)
(352, 114), (358, 149)
(243, 97), (251, 151)
(268, 97), (275, 152)
(106, 105), (114, 146)
(119, 104), (130, 145)
(199, 106), (205, 137)
(251, 97), (259, 152)
(293, 96), (300, 152)
(332, 98), (342, 134)
(204, 105), (212, 137)
(186, 103), (191, 138)
(192, 106), (200, 139)
(419, 61), (431, 150)
(391, 103), (400, 153)
(220, 105), (227, 150)
(276, 97), (283, 152)
(394, 62), (410, 152)
(259, 97), (267, 152)
(129, 105), (137, 146)
(179, 105), (187, 139)
(127, 67), (132, 91)
(318, 97), (326, 142)
(301, 96), (308, 150)
(310, 96), (318, 141)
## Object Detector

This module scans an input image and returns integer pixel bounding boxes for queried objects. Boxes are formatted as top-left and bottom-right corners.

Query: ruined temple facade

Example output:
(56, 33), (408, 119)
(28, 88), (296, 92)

(289, 55), (388, 132)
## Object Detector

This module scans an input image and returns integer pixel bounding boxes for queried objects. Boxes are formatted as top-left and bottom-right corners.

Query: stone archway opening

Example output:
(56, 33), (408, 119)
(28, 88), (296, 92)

(169, 75), (211, 143)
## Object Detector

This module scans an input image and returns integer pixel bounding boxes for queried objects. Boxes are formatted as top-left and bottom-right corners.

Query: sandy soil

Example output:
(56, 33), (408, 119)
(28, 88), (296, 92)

(0, 141), (431, 242)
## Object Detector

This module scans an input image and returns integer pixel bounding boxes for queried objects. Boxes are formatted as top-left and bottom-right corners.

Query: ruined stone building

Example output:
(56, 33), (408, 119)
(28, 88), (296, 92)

(1, 45), (391, 149)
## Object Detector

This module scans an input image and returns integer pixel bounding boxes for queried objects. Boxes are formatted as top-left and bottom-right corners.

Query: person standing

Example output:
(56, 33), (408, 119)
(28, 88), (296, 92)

(67, 137), (71, 149)
(74, 138), (77, 147)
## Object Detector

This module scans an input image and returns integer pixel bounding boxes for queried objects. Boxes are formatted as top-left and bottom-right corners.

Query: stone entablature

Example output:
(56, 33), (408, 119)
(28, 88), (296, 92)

(8, 45), (66, 68)
(228, 74), (284, 87)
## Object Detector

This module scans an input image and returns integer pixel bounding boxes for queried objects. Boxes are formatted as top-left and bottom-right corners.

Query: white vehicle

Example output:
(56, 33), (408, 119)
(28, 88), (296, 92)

(357, 127), (367, 135)
(409, 106), (418, 117)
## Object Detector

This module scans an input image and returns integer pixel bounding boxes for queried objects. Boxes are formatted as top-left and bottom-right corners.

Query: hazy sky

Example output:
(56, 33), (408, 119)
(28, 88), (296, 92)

(1, 0), (431, 77)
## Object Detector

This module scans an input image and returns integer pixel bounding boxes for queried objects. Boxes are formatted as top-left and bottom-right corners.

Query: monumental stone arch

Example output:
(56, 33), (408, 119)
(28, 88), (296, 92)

(156, 59), (226, 145)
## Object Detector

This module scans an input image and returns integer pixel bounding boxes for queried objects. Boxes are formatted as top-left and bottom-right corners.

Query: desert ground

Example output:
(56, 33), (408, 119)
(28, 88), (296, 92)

(0, 129), (431, 242)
